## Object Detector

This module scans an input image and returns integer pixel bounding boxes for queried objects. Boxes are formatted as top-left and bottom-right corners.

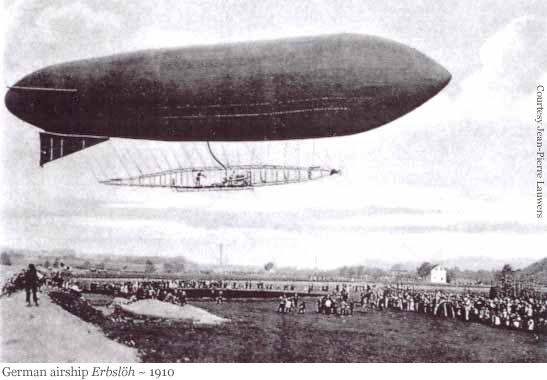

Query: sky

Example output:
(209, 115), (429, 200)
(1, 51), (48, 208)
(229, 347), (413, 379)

(1, 0), (546, 268)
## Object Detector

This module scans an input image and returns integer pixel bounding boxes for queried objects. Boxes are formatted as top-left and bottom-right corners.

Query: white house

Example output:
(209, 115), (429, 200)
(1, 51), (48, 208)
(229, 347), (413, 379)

(428, 265), (447, 284)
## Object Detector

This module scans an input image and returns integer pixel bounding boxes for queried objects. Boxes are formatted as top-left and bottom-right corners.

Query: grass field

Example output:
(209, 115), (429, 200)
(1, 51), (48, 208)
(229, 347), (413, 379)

(93, 299), (547, 362)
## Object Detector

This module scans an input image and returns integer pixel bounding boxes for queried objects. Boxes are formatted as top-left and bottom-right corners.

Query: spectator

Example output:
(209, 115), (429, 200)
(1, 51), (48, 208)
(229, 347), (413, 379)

(25, 264), (40, 307)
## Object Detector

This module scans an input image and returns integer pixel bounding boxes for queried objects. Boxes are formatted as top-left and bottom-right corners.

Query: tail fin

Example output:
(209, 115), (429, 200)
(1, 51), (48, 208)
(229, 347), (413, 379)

(39, 132), (109, 166)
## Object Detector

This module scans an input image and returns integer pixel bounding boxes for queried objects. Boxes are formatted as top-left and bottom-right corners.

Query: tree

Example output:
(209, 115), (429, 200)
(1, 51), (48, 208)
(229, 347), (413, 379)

(417, 262), (434, 278)
(347, 267), (356, 278)
(164, 260), (185, 273)
(264, 262), (274, 272)
(1, 252), (12, 266)
(391, 263), (404, 271)
(44, 259), (51, 268)
(501, 264), (514, 275)
(82, 260), (91, 269)
(163, 262), (174, 273)
(171, 259), (186, 273)
(53, 257), (60, 268)
(446, 269), (457, 283)
(145, 259), (156, 274)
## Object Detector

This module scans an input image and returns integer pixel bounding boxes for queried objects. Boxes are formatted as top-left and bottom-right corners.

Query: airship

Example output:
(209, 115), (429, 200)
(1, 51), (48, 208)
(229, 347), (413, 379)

(5, 33), (450, 191)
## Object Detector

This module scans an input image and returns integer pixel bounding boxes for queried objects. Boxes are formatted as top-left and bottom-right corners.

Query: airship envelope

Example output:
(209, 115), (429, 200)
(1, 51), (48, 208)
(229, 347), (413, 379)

(5, 33), (450, 169)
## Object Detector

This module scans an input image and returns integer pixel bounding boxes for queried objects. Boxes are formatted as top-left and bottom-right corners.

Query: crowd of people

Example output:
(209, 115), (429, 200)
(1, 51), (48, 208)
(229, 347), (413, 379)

(358, 285), (547, 334)
(75, 277), (284, 291)
(316, 288), (355, 316)
(69, 279), (215, 298)
(277, 294), (306, 314)
(271, 284), (547, 336)
(3, 265), (546, 336)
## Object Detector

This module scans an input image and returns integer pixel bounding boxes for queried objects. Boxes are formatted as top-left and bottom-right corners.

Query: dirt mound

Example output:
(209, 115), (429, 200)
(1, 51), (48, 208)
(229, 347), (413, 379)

(120, 300), (228, 325)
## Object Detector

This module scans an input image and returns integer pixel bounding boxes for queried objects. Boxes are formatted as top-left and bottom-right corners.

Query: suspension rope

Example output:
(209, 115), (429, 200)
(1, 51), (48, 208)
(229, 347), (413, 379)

(167, 144), (183, 168)
(126, 148), (143, 175)
(180, 144), (194, 168)
(149, 146), (165, 172)
(118, 148), (136, 177)
(207, 141), (227, 171)
(192, 143), (206, 167)
(324, 147), (334, 169)
(89, 149), (109, 180)
(81, 154), (100, 181)
(220, 144), (230, 167)
(110, 143), (132, 177)
(133, 143), (154, 173)
(311, 140), (329, 169)
(244, 143), (258, 166)
(157, 144), (174, 169)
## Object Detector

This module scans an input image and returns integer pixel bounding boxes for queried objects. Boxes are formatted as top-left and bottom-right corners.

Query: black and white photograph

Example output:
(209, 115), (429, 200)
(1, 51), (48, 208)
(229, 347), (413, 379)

(0, 0), (546, 365)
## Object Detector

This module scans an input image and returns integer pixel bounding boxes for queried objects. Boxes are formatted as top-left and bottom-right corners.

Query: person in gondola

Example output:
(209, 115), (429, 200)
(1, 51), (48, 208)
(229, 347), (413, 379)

(24, 264), (40, 307)
(195, 171), (206, 187)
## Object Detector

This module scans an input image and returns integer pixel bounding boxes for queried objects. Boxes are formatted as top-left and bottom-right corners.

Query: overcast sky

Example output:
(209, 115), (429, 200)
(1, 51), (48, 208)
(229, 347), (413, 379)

(1, 0), (546, 268)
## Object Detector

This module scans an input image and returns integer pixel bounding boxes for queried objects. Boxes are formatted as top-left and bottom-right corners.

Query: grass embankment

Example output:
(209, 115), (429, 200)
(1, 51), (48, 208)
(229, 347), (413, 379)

(49, 292), (547, 362)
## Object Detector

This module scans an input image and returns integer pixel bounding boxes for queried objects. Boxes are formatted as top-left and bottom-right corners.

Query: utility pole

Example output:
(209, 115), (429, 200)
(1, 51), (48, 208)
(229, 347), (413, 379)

(219, 243), (223, 267)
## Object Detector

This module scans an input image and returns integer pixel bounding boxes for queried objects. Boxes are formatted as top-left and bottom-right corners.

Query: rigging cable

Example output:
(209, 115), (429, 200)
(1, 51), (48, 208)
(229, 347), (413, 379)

(167, 144), (184, 168)
(147, 143), (165, 172)
(207, 141), (227, 171)
(244, 143), (257, 165)
(192, 143), (206, 167)
(133, 143), (156, 173)
(81, 153), (100, 181)
(220, 144), (230, 167)
(157, 143), (174, 170)
(110, 143), (132, 177)
(88, 147), (109, 180)
(180, 143), (195, 167)
(126, 148), (143, 175)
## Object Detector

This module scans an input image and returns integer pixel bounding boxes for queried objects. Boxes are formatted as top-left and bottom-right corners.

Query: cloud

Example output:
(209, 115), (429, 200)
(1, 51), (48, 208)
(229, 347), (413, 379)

(3, 1), (124, 81)
(35, 2), (122, 44)
(402, 16), (546, 126)
(454, 16), (547, 120)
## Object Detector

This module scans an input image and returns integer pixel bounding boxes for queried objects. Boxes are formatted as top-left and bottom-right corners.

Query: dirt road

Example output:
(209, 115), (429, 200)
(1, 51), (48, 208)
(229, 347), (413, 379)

(0, 287), (139, 362)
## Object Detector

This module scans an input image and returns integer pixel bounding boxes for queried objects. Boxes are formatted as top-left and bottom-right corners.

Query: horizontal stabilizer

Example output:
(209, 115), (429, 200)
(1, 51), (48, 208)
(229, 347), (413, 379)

(39, 132), (108, 166)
